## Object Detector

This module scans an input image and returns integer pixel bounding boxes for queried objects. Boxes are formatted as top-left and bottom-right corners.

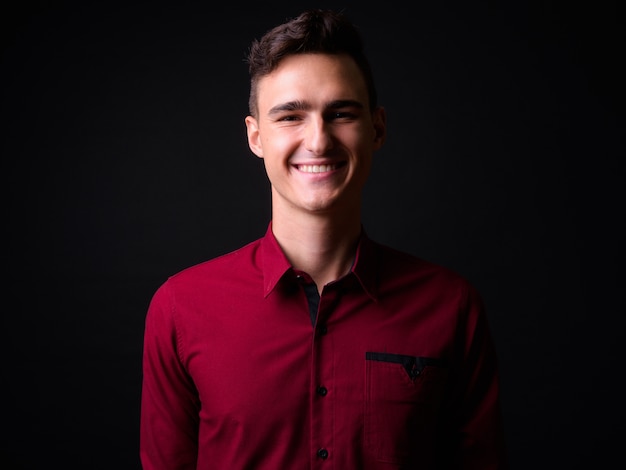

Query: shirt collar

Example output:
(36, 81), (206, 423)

(260, 222), (293, 297)
(260, 222), (379, 301)
(351, 229), (379, 302)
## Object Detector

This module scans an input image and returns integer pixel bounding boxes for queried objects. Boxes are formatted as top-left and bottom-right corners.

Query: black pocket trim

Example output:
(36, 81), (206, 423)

(366, 352), (446, 380)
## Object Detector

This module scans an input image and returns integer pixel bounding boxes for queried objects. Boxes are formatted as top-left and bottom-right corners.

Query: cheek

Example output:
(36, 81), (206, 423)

(262, 126), (284, 146)
(342, 124), (374, 148)
(262, 130), (299, 160)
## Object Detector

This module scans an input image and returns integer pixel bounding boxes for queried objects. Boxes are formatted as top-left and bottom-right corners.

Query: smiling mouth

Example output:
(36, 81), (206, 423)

(296, 163), (342, 173)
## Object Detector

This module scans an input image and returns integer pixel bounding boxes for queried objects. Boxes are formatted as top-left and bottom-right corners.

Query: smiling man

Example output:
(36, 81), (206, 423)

(140, 9), (508, 470)
(245, 51), (385, 291)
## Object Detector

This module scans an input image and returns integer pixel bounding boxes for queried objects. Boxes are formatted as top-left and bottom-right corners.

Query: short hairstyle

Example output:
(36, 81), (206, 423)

(246, 9), (378, 118)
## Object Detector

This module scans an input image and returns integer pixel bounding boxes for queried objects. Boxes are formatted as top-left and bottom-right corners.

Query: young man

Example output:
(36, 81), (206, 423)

(140, 9), (508, 469)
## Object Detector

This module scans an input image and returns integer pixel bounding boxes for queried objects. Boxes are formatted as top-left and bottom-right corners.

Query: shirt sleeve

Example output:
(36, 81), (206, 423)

(140, 281), (200, 470)
(450, 283), (509, 469)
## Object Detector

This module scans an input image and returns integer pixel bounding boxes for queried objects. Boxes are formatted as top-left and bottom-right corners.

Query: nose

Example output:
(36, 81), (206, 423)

(304, 116), (333, 155)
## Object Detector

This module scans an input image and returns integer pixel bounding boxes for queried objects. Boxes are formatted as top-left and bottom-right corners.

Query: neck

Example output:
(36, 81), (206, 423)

(271, 209), (362, 293)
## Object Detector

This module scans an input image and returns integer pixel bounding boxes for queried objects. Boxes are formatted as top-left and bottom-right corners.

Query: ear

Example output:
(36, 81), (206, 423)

(372, 106), (387, 150)
(245, 115), (264, 158)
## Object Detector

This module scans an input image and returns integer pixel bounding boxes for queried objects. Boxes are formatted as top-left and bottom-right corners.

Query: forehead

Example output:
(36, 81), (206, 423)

(256, 53), (369, 112)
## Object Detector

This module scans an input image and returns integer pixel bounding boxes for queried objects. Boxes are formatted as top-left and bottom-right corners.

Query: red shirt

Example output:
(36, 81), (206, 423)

(140, 224), (508, 469)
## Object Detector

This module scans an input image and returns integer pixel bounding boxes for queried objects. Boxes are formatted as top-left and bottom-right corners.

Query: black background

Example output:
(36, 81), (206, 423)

(2, 1), (624, 468)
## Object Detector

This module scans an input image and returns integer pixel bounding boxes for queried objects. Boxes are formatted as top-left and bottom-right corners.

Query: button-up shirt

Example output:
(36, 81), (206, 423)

(140, 223), (508, 469)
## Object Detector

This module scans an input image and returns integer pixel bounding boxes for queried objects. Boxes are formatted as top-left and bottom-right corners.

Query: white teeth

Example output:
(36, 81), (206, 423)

(298, 164), (337, 173)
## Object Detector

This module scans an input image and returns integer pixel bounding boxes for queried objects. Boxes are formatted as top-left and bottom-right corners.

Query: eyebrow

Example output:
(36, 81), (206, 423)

(267, 99), (365, 116)
(268, 100), (309, 115)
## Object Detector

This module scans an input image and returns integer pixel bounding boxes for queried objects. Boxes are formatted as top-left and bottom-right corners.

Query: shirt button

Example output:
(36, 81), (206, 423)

(317, 448), (329, 459)
(317, 386), (328, 396)
(319, 324), (328, 335)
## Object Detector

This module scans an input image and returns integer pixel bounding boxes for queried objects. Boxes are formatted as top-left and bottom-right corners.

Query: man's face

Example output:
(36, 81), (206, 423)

(245, 53), (386, 216)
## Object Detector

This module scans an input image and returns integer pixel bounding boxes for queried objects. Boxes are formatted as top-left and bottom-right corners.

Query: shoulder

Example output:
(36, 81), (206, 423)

(375, 241), (468, 284)
(370, 241), (480, 304)
(156, 237), (263, 296)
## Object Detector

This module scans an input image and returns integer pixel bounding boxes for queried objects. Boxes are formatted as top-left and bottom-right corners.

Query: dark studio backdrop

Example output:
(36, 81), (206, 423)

(2, 1), (624, 468)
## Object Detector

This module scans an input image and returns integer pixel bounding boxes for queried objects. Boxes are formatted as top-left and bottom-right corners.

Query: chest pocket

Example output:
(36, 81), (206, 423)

(365, 352), (448, 464)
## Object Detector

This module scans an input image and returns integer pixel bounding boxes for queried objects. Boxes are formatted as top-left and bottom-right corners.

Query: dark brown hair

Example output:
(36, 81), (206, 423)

(246, 9), (378, 118)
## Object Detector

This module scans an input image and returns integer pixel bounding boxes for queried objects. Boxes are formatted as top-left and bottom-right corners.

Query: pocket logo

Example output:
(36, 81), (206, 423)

(365, 352), (446, 381)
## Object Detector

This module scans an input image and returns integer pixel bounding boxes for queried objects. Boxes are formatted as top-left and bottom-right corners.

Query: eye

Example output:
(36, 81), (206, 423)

(328, 110), (356, 121)
(276, 114), (301, 122)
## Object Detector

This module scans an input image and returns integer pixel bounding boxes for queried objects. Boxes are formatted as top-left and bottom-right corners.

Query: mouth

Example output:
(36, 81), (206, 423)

(295, 162), (345, 174)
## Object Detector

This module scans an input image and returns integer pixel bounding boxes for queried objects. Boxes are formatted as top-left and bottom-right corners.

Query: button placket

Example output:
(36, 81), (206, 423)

(311, 290), (335, 468)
